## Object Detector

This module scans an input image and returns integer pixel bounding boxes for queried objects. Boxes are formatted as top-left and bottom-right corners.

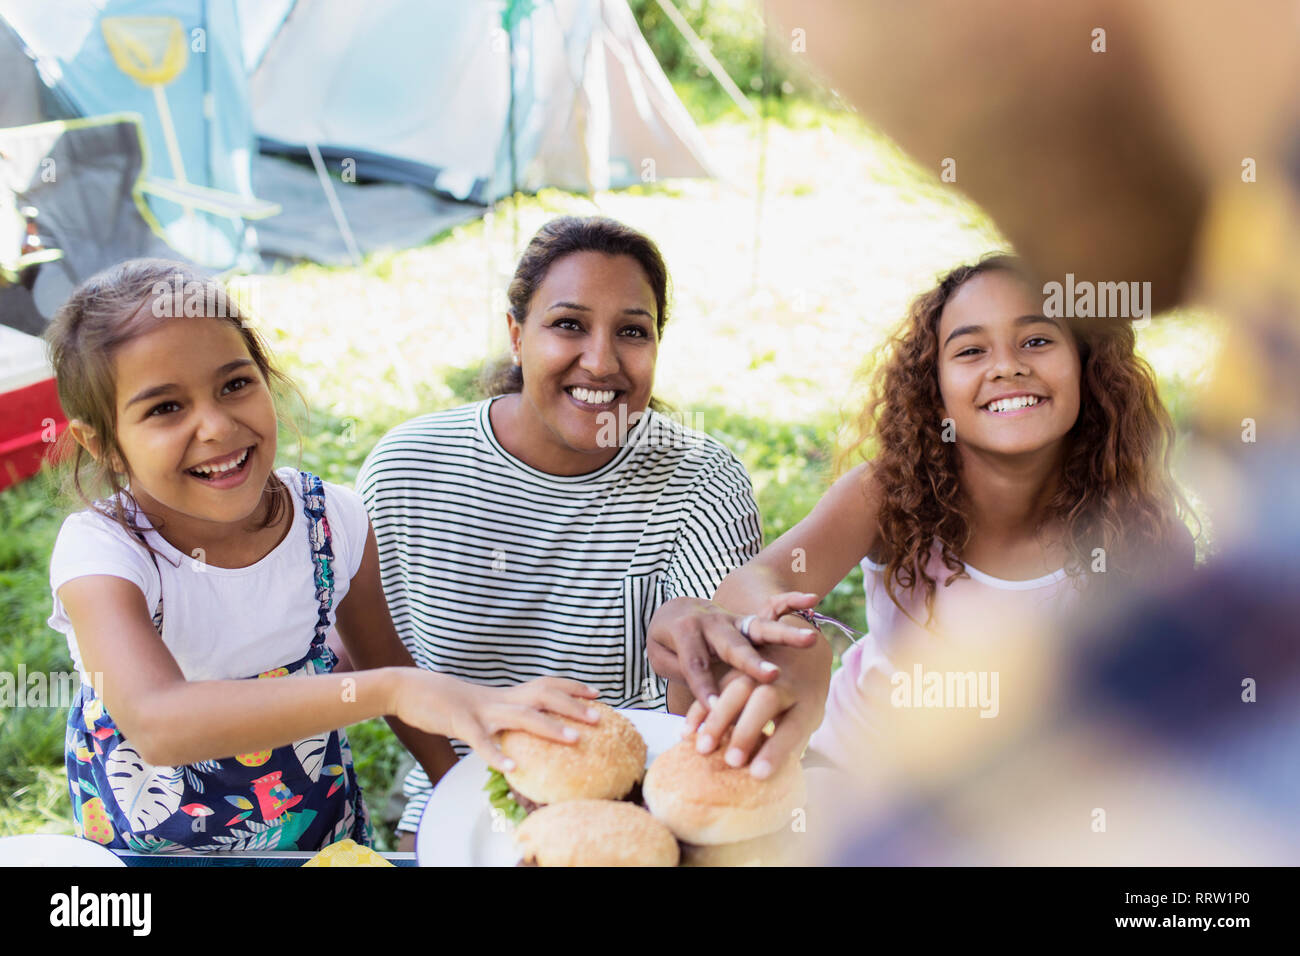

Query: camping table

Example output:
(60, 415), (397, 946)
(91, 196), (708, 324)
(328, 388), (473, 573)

(112, 850), (417, 867)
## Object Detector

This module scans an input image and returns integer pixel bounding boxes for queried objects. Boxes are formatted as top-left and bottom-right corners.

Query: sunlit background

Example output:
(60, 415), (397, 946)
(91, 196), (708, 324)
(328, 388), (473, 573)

(1, 0), (1224, 851)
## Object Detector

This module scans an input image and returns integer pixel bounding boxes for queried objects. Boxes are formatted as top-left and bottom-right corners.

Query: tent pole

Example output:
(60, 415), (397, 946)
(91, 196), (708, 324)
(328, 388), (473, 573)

(506, 3), (520, 253)
(202, 0), (212, 190)
(752, 0), (771, 297)
(306, 142), (363, 267)
(651, 0), (757, 119)
(202, 0), (214, 264)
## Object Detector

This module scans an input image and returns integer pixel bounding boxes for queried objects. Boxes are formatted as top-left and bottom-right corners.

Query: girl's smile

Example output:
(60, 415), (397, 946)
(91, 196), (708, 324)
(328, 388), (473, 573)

(937, 271), (1081, 457)
(184, 445), (255, 487)
(979, 392), (1048, 416)
(107, 314), (282, 550)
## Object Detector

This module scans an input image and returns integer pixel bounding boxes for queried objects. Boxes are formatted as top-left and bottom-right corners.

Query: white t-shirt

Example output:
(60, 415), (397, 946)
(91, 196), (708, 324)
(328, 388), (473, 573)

(356, 397), (763, 831)
(48, 467), (370, 684)
(808, 542), (1084, 770)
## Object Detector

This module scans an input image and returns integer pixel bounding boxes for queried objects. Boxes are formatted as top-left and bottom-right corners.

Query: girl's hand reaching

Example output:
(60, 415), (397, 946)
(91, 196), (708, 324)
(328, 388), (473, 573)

(648, 591), (829, 778)
(680, 665), (817, 779)
(392, 672), (601, 772)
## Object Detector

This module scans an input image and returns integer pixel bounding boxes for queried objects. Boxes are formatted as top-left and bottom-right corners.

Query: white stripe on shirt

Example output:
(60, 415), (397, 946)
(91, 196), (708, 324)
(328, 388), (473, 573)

(355, 398), (762, 832)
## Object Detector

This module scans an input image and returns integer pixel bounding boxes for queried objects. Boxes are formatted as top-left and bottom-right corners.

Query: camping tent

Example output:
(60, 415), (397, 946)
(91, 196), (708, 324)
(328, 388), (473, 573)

(0, 0), (272, 270)
(248, 0), (714, 205)
(0, 0), (717, 490)
(0, 0), (271, 493)
(2, 0), (714, 271)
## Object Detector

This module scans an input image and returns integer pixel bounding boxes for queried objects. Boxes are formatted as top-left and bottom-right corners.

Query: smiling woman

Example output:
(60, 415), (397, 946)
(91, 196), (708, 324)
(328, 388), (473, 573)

(355, 217), (773, 842)
(484, 216), (670, 473)
(491, 247), (661, 475)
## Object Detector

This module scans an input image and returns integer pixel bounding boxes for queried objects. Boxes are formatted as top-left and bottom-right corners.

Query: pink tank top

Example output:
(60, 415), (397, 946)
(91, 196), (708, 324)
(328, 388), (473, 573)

(808, 541), (1083, 770)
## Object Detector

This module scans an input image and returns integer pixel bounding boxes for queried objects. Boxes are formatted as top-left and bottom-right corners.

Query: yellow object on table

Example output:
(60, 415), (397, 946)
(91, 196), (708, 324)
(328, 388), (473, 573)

(301, 839), (394, 867)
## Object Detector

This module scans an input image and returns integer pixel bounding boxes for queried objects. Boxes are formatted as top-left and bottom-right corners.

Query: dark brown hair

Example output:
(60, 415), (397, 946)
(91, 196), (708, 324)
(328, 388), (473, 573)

(45, 259), (298, 557)
(838, 254), (1196, 621)
(483, 216), (671, 407)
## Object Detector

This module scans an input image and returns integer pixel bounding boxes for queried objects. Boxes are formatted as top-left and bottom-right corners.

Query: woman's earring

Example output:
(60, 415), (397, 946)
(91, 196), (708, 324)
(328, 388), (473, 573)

(512, 354), (520, 366)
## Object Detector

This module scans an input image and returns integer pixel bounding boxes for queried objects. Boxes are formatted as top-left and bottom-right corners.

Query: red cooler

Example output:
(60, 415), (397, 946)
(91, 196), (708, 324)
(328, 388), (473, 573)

(0, 324), (66, 490)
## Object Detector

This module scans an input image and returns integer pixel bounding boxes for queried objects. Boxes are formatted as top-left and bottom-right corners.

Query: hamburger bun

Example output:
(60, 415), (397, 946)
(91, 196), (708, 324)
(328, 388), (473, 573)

(643, 733), (806, 845)
(498, 700), (646, 805)
(515, 800), (680, 867)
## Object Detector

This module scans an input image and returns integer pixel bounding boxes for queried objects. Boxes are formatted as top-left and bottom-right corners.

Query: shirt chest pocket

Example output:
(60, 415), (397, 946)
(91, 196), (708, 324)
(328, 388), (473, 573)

(621, 572), (667, 707)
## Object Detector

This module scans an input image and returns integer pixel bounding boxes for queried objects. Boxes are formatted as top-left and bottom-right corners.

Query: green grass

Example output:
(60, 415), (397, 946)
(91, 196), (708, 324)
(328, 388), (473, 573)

(0, 472), (74, 835)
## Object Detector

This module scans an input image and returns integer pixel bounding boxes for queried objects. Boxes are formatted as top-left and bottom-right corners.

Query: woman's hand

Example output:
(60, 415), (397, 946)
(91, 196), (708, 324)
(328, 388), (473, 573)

(392, 673), (601, 772)
(648, 592), (822, 707)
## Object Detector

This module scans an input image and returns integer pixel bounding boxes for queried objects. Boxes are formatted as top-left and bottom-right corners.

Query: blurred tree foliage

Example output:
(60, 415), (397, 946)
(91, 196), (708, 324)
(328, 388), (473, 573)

(629, 0), (800, 102)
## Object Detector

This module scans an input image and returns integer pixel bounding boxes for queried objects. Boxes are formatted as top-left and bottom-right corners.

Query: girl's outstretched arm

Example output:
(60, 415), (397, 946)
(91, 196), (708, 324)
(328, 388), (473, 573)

(60, 574), (596, 771)
(717, 462), (884, 614)
(332, 525), (578, 787)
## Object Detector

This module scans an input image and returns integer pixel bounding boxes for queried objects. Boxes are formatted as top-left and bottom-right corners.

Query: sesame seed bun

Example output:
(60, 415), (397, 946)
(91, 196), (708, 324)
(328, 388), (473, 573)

(643, 733), (807, 845)
(515, 800), (680, 867)
(498, 701), (647, 805)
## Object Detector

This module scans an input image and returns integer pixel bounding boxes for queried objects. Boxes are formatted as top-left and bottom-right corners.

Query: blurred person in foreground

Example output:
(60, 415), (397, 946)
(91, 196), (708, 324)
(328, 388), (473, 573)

(769, 0), (1300, 864)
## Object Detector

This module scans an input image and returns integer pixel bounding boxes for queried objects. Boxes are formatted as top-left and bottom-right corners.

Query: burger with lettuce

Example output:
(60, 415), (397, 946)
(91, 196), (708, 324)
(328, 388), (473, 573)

(483, 700), (647, 824)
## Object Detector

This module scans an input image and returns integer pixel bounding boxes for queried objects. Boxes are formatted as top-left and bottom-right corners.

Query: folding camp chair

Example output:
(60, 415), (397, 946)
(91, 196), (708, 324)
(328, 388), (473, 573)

(0, 202), (62, 288)
(100, 16), (278, 241)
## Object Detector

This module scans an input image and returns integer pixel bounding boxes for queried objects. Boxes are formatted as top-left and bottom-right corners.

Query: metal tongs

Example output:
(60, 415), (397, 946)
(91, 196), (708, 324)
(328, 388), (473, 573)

(792, 607), (867, 645)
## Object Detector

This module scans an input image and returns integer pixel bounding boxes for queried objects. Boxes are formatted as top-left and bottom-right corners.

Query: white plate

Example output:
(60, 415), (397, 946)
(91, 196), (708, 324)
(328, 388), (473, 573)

(417, 709), (684, 867)
(0, 834), (126, 867)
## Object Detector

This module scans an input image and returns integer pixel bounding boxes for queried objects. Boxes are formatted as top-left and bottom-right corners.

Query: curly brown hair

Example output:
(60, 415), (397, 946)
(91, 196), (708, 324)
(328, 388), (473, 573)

(837, 255), (1195, 622)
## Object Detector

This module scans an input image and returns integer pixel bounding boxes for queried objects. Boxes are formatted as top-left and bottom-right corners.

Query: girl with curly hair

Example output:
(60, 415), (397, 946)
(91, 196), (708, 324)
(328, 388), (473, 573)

(647, 255), (1196, 775)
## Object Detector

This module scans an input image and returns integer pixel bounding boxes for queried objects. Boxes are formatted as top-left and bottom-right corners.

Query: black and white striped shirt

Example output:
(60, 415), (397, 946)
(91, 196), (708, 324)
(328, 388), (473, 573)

(355, 397), (762, 831)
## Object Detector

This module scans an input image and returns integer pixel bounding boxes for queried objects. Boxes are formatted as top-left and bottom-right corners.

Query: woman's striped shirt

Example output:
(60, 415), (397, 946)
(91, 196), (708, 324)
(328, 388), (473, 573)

(355, 397), (762, 832)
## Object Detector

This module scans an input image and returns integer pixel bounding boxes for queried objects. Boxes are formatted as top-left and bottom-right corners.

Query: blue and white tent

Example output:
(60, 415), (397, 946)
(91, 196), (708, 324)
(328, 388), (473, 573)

(2, 0), (714, 275)
(0, 0), (272, 271)
(247, 0), (714, 204)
